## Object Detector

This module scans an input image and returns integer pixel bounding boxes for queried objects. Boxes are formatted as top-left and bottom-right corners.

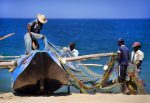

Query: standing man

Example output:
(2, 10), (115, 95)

(117, 38), (130, 93)
(131, 42), (144, 74)
(24, 14), (49, 54)
(69, 42), (79, 57)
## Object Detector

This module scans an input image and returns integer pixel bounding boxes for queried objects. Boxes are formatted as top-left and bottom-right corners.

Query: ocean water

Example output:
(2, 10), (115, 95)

(0, 19), (150, 93)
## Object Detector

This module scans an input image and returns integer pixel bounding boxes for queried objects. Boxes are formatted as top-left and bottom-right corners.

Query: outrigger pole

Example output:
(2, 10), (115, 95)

(0, 56), (19, 68)
(0, 60), (16, 68)
(0, 55), (19, 59)
(79, 64), (103, 67)
(0, 52), (116, 68)
(64, 52), (117, 62)
(0, 33), (15, 40)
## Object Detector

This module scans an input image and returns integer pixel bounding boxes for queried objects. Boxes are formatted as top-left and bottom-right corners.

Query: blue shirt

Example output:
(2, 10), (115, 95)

(118, 45), (130, 65)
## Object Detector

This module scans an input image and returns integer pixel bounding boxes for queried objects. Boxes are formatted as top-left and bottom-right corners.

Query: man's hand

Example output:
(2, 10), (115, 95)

(63, 47), (68, 52)
(42, 35), (45, 40)
(137, 60), (142, 69)
(137, 63), (141, 69)
(32, 41), (38, 50)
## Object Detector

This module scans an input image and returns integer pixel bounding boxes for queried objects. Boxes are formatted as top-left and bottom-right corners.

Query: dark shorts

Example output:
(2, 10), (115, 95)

(118, 65), (128, 83)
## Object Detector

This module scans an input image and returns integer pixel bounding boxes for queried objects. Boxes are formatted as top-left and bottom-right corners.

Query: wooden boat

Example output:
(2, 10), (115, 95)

(11, 51), (68, 94)
(0, 36), (146, 94)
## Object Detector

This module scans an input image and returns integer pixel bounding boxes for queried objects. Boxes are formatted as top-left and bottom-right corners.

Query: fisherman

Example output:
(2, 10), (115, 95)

(69, 42), (79, 57)
(117, 38), (130, 93)
(24, 14), (49, 54)
(131, 42), (144, 75)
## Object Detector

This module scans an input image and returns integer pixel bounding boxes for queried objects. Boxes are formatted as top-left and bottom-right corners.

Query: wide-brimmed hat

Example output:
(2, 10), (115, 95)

(132, 42), (141, 47)
(37, 14), (47, 24)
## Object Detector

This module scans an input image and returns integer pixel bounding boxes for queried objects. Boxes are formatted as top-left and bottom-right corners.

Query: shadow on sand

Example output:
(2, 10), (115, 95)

(13, 92), (71, 97)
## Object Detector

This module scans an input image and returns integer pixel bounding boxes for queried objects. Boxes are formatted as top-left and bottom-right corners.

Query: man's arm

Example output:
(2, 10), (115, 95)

(128, 51), (130, 63)
(27, 24), (31, 33)
(137, 51), (144, 69)
(117, 48), (121, 63)
(27, 20), (36, 35)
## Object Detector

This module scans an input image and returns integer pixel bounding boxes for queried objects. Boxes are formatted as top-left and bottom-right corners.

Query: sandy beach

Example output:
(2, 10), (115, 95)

(0, 93), (150, 103)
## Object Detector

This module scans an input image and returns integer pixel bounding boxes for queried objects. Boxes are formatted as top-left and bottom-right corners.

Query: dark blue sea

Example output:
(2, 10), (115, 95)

(0, 19), (150, 93)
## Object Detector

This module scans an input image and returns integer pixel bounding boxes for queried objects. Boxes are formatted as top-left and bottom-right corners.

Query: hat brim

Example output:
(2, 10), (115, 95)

(37, 14), (47, 24)
(38, 18), (47, 24)
(132, 45), (141, 47)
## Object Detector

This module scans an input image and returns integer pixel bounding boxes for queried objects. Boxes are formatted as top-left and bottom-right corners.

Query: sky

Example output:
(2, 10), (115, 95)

(0, 0), (150, 19)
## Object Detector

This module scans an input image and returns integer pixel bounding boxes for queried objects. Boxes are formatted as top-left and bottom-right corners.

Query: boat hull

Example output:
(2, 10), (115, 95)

(12, 51), (68, 94)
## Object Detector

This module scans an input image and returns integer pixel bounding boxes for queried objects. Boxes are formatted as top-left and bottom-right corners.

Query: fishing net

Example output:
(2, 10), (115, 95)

(126, 63), (146, 94)
(46, 41), (121, 93)
(47, 41), (146, 94)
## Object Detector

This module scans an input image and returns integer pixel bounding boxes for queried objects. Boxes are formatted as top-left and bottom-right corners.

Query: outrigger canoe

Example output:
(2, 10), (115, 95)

(0, 42), (147, 94)
(11, 51), (68, 94)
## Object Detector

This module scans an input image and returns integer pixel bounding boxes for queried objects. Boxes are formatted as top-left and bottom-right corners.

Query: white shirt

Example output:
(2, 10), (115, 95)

(71, 49), (79, 57)
(131, 50), (144, 64)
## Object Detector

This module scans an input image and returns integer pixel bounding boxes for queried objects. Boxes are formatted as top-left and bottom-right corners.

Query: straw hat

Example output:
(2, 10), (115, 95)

(37, 14), (47, 24)
(132, 42), (141, 47)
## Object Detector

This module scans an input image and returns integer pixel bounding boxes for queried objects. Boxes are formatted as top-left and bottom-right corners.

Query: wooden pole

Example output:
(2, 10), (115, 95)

(0, 55), (19, 59)
(65, 52), (117, 62)
(0, 60), (16, 67)
(79, 64), (103, 67)
(0, 33), (15, 40)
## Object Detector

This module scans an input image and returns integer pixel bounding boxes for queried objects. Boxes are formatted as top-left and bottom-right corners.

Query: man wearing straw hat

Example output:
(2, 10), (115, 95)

(24, 14), (49, 54)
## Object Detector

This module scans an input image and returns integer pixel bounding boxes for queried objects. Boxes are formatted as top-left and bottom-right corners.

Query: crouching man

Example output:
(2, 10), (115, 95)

(24, 14), (49, 54)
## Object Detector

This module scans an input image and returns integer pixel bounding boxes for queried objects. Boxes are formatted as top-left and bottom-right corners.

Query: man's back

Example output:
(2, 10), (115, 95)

(118, 45), (130, 65)
(72, 49), (79, 57)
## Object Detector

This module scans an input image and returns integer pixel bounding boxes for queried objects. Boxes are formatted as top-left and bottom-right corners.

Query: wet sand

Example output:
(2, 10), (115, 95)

(0, 93), (150, 103)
